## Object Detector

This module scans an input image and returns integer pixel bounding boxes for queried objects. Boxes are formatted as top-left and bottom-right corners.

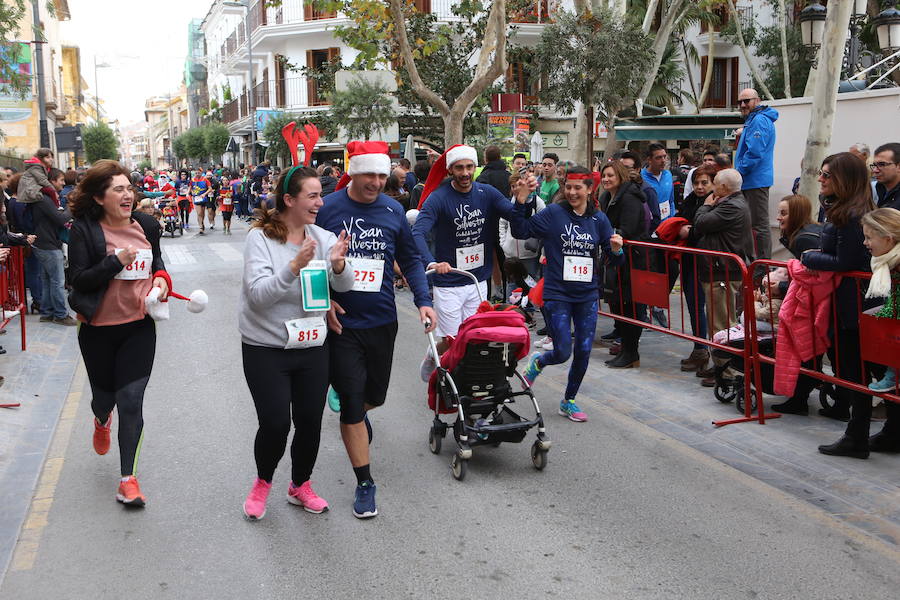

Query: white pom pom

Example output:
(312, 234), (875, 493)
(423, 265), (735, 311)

(187, 290), (208, 313)
(406, 209), (419, 227)
(144, 287), (170, 321)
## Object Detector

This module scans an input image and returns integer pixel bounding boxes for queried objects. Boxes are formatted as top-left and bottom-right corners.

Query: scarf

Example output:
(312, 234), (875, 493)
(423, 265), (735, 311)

(866, 242), (900, 298)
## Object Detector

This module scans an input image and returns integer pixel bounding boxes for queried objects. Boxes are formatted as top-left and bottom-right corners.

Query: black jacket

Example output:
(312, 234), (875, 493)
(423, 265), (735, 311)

(801, 216), (870, 330)
(67, 211), (166, 324)
(32, 193), (71, 250)
(599, 182), (650, 305)
(692, 192), (755, 282)
(876, 181), (900, 210)
(475, 160), (511, 198)
(780, 223), (823, 259)
(320, 175), (338, 196)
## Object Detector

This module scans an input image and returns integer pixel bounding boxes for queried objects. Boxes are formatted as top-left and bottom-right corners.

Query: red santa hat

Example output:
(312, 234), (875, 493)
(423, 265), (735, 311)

(416, 144), (479, 209)
(335, 140), (391, 191)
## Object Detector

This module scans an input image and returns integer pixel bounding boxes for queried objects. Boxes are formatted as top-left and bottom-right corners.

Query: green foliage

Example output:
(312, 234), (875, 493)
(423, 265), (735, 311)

(204, 123), (231, 160)
(81, 122), (119, 163)
(261, 112), (300, 164)
(533, 9), (653, 117)
(179, 127), (207, 162)
(137, 159), (152, 171)
(0, 1), (30, 99)
(318, 0), (502, 144)
(172, 135), (187, 163)
(327, 76), (396, 141)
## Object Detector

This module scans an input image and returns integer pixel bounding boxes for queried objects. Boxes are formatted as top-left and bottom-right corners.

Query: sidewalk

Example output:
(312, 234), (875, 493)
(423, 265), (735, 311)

(545, 315), (900, 547)
(0, 315), (79, 578)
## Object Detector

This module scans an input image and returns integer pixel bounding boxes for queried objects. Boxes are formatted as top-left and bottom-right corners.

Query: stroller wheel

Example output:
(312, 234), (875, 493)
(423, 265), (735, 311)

(530, 441), (548, 471)
(450, 453), (467, 481)
(714, 379), (738, 404)
(735, 387), (758, 415)
(428, 425), (442, 454)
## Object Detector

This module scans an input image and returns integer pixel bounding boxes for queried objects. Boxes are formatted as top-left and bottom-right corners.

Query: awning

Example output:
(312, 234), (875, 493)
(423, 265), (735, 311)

(614, 123), (743, 142)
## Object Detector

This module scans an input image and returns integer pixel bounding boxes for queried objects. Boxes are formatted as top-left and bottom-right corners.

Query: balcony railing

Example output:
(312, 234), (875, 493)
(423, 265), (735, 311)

(221, 77), (328, 125)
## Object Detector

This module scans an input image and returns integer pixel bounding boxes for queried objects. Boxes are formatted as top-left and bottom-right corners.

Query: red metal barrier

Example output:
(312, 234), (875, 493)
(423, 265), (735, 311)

(0, 246), (27, 351)
(747, 259), (899, 410)
(0, 247), (26, 408)
(598, 240), (781, 427)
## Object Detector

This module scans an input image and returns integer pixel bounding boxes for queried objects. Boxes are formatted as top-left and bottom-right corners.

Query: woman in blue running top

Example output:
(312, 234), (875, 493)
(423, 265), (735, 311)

(516, 165), (624, 422)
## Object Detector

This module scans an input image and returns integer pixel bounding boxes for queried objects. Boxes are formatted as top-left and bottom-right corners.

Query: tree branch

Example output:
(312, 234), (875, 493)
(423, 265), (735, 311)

(636, 0), (687, 114)
(777, 0), (791, 98)
(453, 0), (507, 117)
(642, 0), (661, 35)
(388, 0), (450, 118)
(726, 0), (774, 101)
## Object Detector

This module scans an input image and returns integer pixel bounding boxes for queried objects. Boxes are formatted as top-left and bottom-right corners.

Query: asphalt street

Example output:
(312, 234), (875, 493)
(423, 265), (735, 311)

(2, 218), (899, 599)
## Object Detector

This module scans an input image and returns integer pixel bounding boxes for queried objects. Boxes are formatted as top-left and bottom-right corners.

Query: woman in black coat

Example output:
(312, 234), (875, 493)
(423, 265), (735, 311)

(598, 161), (650, 368)
(800, 153), (875, 458)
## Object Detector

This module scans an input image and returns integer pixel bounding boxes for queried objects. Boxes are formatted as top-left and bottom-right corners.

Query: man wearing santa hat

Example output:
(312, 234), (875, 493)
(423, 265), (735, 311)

(317, 140), (436, 519)
(412, 144), (537, 381)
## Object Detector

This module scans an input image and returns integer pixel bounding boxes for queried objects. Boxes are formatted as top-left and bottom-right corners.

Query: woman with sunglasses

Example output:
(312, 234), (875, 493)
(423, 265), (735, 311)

(801, 153), (875, 457)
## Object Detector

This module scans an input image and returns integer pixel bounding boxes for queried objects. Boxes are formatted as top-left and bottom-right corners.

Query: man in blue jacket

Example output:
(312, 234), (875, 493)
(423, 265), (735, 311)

(735, 88), (778, 259)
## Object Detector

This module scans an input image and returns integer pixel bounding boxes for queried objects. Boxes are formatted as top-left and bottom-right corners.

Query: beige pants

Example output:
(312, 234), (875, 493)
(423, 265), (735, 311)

(707, 280), (743, 376)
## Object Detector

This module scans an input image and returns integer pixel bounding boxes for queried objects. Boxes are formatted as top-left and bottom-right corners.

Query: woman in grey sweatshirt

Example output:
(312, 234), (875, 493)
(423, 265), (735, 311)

(239, 166), (353, 521)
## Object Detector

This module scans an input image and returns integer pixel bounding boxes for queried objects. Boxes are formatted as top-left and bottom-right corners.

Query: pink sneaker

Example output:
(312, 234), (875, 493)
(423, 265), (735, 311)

(242, 478), (272, 520)
(287, 480), (329, 514)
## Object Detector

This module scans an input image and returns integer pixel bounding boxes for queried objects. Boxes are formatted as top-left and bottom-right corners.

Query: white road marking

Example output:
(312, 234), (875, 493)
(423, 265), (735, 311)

(163, 245), (197, 265)
(209, 243), (243, 262)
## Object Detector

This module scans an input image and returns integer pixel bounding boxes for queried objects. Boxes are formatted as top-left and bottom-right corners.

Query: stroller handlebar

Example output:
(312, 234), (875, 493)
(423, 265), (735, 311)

(423, 268), (483, 302)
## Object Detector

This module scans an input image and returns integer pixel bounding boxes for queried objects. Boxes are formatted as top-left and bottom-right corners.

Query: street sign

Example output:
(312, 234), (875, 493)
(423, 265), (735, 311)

(541, 131), (568, 148)
(54, 126), (83, 152)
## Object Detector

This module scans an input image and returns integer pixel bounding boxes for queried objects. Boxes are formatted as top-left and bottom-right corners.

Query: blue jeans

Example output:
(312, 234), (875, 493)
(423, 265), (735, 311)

(680, 256), (708, 349)
(32, 247), (67, 319)
(539, 299), (598, 400)
(24, 252), (43, 308)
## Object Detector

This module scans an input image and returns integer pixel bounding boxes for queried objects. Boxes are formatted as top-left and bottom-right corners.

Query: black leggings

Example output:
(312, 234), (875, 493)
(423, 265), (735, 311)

(242, 343), (329, 485)
(78, 316), (156, 476)
(178, 199), (190, 224)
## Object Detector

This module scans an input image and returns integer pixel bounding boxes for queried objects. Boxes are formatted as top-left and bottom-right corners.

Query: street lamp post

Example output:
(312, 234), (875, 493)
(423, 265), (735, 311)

(93, 56), (110, 123)
(30, 0), (50, 148)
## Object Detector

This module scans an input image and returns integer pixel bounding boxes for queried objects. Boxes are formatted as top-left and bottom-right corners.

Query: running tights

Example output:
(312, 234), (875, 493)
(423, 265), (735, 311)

(242, 343), (329, 485)
(78, 316), (156, 476)
(539, 299), (598, 400)
(178, 200), (190, 226)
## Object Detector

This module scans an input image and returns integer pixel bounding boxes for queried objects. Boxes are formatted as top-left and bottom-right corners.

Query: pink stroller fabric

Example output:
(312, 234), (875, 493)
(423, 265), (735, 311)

(427, 308), (532, 413)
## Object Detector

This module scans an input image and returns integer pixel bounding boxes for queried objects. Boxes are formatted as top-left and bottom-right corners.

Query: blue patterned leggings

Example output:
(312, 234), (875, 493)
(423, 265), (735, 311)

(539, 299), (598, 400)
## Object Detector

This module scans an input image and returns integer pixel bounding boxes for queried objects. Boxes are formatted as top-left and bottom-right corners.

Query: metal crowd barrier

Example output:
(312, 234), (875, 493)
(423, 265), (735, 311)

(0, 246), (27, 352)
(598, 240), (781, 427)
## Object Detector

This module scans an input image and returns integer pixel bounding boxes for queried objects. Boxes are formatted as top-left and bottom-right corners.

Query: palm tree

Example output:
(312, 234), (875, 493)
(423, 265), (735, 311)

(647, 41), (687, 114)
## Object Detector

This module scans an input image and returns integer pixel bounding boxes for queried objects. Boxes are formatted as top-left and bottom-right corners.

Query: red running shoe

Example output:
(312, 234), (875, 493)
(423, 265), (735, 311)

(116, 476), (146, 507)
(93, 414), (112, 455)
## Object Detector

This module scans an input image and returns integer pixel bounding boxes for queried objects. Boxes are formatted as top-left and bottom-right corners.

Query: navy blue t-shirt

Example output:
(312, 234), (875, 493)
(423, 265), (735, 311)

(412, 180), (526, 287)
(516, 203), (624, 304)
(317, 188), (432, 329)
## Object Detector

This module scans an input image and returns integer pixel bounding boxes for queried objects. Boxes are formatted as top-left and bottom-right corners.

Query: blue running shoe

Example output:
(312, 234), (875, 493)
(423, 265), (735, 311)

(559, 399), (588, 422)
(353, 481), (377, 518)
(327, 386), (341, 413)
(522, 352), (543, 386)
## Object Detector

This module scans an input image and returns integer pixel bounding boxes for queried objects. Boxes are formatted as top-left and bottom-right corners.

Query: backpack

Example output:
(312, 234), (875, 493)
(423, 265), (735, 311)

(671, 165), (691, 209)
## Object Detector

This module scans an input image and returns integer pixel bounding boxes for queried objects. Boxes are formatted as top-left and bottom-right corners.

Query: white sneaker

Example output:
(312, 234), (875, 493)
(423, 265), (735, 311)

(419, 348), (437, 382)
(543, 339), (554, 351)
(535, 336), (551, 349)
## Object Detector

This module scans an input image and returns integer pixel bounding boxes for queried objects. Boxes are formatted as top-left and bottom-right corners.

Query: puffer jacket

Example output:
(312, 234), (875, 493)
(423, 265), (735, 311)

(735, 106), (778, 190)
(800, 215), (871, 329)
(774, 259), (839, 396)
(17, 160), (51, 204)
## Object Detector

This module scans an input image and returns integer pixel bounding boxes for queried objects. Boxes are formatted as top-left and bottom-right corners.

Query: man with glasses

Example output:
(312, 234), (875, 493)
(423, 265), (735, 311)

(734, 88), (778, 259)
(872, 143), (900, 210)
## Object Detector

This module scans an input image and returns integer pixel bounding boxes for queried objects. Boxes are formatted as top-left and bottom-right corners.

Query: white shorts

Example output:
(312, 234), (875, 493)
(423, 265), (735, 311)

(433, 280), (488, 338)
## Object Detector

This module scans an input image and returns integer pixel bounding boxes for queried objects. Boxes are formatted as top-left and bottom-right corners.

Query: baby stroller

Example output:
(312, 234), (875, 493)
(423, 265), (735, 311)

(713, 335), (839, 414)
(424, 269), (551, 481)
(160, 199), (183, 238)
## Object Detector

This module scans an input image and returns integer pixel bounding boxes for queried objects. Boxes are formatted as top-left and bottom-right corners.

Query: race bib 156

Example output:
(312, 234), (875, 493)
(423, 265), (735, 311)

(456, 243), (484, 271)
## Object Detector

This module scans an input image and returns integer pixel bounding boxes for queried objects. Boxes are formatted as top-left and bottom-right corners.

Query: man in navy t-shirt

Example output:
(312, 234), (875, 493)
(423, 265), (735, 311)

(412, 144), (534, 381)
(317, 140), (435, 520)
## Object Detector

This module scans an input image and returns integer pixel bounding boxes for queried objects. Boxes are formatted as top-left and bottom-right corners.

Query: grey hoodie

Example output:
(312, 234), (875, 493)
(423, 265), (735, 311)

(18, 163), (52, 204)
(239, 225), (355, 348)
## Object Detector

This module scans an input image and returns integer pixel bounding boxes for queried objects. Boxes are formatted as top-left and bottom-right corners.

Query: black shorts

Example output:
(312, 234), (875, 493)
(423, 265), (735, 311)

(222, 210), (233, 221)
(329, 321), (398, 424)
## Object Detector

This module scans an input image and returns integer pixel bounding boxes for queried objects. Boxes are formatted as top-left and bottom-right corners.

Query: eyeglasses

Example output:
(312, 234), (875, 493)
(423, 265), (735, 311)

(871, 161), (897, 170)
(737, 98), (758, 105)
(818, 170), (832, 179)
